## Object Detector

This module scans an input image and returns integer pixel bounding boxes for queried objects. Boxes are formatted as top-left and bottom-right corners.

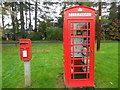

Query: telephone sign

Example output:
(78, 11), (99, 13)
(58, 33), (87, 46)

(69, 13), (92, 16)
(63, 6), (95, 87)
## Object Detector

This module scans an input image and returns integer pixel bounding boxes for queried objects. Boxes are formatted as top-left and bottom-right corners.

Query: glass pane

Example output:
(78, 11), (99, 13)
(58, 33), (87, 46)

(70, 22), (90, 29)
(71, 74), (87, 79)
(74, 23), (87, 29)
(71, 45), (90, 58)
(71, 45), (89, 52)
(70, 30), (90, 36)
(74, 67), (85, 72)
(71, 66), (90, 73)
(71, 52), (84, 58)
(71, 67), (86, 72)
(71, 60), (90, 65)
(71, 38), (90, 44)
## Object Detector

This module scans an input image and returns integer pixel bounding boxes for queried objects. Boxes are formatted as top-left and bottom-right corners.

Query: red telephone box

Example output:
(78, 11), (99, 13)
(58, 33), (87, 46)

(19, 39), (32, 61)
(63, 6), (95, 87)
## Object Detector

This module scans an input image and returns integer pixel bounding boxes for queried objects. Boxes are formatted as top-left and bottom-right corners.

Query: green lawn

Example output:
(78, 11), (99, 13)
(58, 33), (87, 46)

(2, 43), (118, 88)
(1, 40), (118, 44)
(95, 43), (118, 88)
(1, 40), (62, 44)
(0, 44), (2, 90)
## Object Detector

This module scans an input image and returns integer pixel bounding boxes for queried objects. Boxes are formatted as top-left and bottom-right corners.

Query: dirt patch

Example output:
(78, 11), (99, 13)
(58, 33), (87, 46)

(32, 50), (50, 52)
(56, 73), (65, 88)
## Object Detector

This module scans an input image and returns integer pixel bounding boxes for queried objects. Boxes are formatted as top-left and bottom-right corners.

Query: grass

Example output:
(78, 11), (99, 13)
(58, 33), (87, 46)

(2, 43), (118, 88)
(95, 40), (118, 43)
(1, 40), (119, 44)
(1, 40), (62, 44)
(0, 43), (2, 89)
(95, 43), (118, 88)
(2, 44), (63, 88)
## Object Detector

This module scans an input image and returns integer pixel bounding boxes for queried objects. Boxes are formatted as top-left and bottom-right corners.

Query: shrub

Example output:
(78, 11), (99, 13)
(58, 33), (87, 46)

(16, 32), (28, 40)
(46, 27), (63, 40)
(26, 32), (42, 40)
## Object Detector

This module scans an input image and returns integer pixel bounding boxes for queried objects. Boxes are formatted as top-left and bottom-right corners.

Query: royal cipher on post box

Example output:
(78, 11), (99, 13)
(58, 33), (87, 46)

(19, 39), (32, 61)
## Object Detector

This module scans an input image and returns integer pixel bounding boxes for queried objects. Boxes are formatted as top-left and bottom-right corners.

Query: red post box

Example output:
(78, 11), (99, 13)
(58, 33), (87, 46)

(63, 6), (95, 88)
(19, 39), (32, 61)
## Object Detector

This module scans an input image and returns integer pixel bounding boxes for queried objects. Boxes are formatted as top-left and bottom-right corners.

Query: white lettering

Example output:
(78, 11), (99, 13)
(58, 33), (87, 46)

(69, 13), (92, 16)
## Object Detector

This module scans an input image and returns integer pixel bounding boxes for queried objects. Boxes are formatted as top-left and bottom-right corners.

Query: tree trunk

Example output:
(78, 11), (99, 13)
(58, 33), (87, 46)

(14, 3), (19, 34)
(34, 1), (38, 32)
(29, 0), (32, 32)
(20, 2), (25, 32)
(11, 3), (16, 41)
(97, 1), (102, 51)
(25, 9), (28, 30)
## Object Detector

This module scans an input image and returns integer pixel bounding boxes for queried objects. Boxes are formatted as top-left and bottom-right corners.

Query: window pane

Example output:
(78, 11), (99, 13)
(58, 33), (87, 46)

(74, 23), (87, 29)
(71, 74), (87, 79)
(71, 60), (90, 65)
(70, 22), (90, 29)
(71, 38), (90, 44)
(70, 30), (90, 36)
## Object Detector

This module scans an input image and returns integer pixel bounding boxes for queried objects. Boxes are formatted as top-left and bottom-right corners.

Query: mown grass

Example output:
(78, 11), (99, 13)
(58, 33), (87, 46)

(2, 44), (63, 88)
(1, 40), (119, 44)
(2, 43), (118, 88)
(95, 43), (118, 88)
(1, 40), (62, 44)
(95, 40), (118, 43)
(0, 43), (2, 89)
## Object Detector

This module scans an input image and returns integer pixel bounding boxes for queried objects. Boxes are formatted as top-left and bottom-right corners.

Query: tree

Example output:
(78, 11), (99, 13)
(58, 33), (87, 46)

(107, 20), (120, 40)
(38, 17), (53, 40)
(34, 0), (38, 32)
(25, 3), (28, 30)
(0, 2), (12, 40)
(1, 3), (6, 39)
(20, 2), (25, 32)
(109, 2), (118, 21)
(46, 27), (63, 40)
(118, 4), (120, 19)
(10, 2), (18, 40)
(28, 0), (33, 32)
(37, 2), (58, 39)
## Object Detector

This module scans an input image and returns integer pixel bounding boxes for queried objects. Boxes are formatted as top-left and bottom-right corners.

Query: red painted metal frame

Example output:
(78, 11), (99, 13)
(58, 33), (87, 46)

(63, 6), (95, 87)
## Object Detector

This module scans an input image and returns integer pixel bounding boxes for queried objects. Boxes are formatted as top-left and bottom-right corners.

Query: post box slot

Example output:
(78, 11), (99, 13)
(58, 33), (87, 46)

(20, 47), (29, 49)
(20, 43), (28, 44)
